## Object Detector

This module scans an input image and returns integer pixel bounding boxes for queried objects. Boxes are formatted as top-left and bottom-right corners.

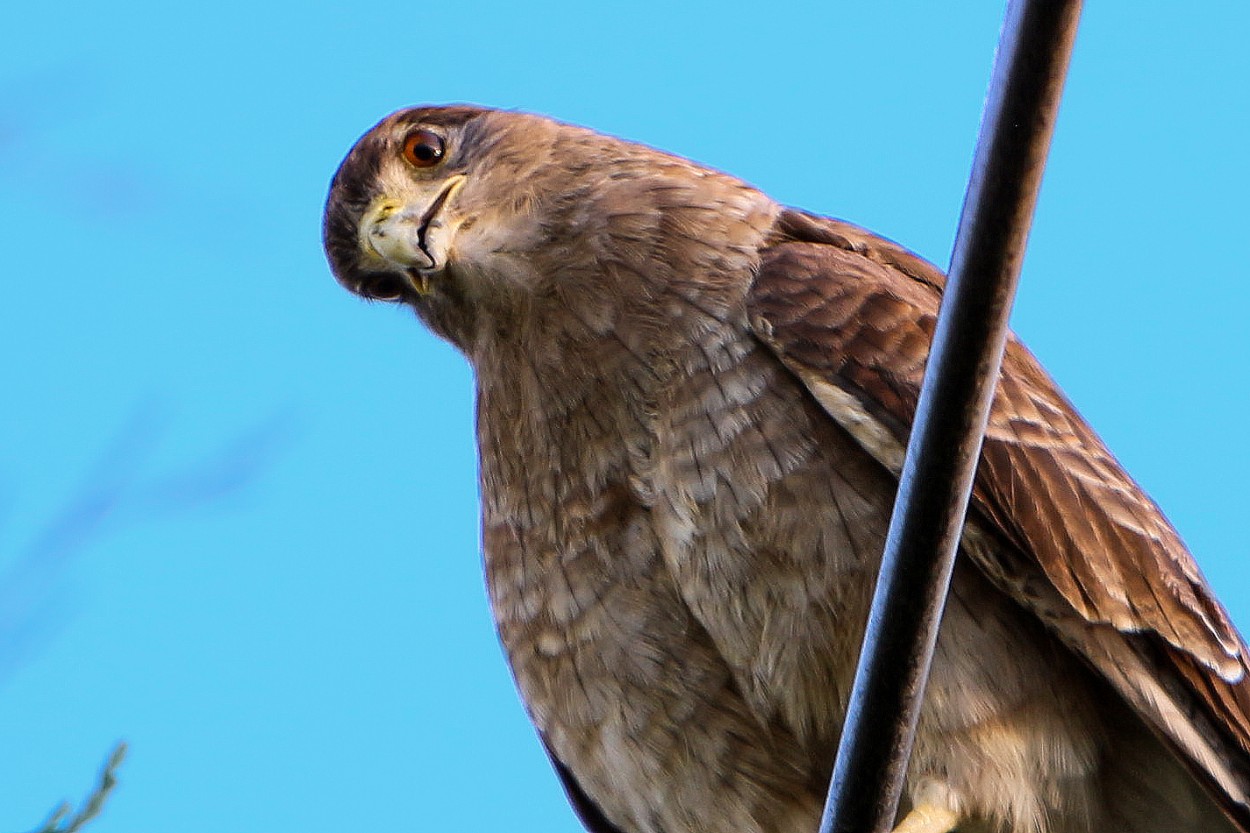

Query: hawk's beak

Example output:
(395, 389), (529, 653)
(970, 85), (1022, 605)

(359, 174), (467, 293)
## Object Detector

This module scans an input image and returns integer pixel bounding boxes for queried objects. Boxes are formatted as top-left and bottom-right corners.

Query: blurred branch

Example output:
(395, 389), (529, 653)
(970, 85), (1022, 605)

(25, 742), (127, 833)
(138, 407), (296, 511)
(0, 65), (250, 232)
(0, 403), (297, 683)
(0, 405), (162, 680)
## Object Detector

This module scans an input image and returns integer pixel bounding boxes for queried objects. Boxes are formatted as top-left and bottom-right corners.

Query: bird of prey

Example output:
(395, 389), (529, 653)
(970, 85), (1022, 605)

(323, 105), (1250, 833)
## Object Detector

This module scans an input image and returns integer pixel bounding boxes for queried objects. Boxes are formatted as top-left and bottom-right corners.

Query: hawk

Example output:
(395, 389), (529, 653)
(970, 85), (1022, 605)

(323, 105), (1250, 833)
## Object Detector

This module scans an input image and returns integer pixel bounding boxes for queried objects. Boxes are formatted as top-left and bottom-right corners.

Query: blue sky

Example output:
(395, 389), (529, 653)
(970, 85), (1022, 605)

(1, 2), (1246, 831)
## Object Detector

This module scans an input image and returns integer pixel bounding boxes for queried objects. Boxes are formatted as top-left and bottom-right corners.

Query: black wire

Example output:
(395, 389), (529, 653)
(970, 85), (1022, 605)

(818, 2), (1084, 831)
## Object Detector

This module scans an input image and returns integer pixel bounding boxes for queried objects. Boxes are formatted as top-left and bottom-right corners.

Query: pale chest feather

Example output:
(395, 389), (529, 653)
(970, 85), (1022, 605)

(473, 314), (884, 832)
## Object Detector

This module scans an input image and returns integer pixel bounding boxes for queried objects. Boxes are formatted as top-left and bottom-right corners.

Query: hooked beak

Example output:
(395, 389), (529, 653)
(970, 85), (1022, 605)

(358, 174), (466, 295)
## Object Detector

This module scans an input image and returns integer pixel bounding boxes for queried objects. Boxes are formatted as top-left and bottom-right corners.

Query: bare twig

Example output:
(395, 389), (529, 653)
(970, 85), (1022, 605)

(25, 742), (127, 833)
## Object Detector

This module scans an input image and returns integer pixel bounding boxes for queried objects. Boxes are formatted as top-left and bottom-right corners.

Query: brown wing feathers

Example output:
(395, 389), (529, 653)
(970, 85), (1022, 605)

(748, 208), (1250, 779)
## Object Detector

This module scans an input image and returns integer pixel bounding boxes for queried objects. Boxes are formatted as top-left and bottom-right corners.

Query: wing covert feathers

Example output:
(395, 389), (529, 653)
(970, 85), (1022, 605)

(748, 207), (1250, 817)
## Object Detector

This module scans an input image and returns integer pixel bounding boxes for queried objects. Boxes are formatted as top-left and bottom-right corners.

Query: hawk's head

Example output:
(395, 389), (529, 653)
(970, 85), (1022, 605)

(324, 105), (777, 352)
(323, 105), (559, 345)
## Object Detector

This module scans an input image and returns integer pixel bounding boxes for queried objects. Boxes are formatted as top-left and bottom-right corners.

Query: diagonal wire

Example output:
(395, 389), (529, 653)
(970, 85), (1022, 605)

(818, 2), (1084, 831)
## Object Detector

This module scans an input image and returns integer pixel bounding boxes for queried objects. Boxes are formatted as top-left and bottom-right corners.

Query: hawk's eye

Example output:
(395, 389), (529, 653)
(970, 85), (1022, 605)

(402, 130), (445, 168)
